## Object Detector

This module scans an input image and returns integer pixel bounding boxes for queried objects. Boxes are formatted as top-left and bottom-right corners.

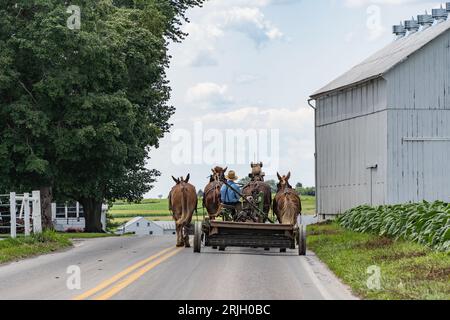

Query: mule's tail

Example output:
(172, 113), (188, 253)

(281, 195), (299, 225)
(177, 186), (190, 226)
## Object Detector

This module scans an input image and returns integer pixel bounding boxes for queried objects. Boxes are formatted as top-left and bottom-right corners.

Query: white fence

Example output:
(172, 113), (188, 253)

(51, 202), (107, 232)
(0, 191), (42, 238)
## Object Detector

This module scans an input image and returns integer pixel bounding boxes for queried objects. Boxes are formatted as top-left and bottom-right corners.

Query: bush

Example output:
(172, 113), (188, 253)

(296, 187), (316, 196)
(30, 230), (72, 245)
(338, 201), (450, 252)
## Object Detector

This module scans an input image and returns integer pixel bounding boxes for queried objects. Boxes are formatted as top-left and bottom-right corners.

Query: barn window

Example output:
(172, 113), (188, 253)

(147, 222), (150, 227)
(136, 222), (139, 227)
(149, 231), (153, 235)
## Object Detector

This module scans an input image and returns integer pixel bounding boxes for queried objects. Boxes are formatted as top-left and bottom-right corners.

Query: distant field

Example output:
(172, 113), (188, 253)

(109, 196), (316, 225)
(300, 196), (315, 215)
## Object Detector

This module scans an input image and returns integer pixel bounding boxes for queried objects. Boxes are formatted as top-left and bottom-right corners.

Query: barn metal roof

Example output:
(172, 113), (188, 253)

(311, 19), (450, 98)
(123, 216), (150, 228)
(153, 221), (176, 230)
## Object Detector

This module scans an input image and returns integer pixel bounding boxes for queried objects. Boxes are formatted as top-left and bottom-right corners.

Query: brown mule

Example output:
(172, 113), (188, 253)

(203, 166), (227, 220)
(241, 163), (272, 222)
(169, 174), (197, 248)
(273, 172), (302, 225)
(242, 182), (272, 223)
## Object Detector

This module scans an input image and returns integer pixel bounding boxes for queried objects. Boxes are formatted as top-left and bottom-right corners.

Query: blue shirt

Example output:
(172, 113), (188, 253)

(220, 181), (241, 203)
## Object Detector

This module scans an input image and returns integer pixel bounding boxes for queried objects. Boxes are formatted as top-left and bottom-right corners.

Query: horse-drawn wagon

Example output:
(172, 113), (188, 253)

(194, 166), (306, 255)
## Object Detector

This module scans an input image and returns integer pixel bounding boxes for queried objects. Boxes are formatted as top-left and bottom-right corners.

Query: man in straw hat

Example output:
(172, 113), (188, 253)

(220, 170), (242, 211)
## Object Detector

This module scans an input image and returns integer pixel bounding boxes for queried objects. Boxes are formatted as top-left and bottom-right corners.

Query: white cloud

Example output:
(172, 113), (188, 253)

(343, 0), (423, 8)
(180, 0), (285, 67)
(189, 49), (219, 67)
(235, 74), (260, 84)
(218, 7), (284, 45)
(211, 0), (298, 8)
(196, 106), (312, 134)
(195, 106), (315, 176)
(186, 82), (234, 107)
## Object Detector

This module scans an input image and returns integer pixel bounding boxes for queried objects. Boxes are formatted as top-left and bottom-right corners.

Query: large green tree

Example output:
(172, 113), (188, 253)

(0, 0), (204, 231)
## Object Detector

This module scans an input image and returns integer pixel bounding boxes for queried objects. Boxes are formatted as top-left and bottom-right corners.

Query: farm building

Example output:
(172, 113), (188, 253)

(309, 9), (450, 219)
(153, 221), (177, 235)
(51, 202), (107, 232)
(116, 218), (176, 236)
(116, 217), (163, 236)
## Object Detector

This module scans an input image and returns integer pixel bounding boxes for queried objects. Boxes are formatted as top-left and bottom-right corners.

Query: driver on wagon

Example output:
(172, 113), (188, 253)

(220, 170), (241, 208)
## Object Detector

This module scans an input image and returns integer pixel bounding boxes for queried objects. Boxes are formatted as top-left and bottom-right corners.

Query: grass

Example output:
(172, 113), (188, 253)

(0, 231), (127, 264)
(307, 222), (450, 300)
(0, 230), (72, 265)
(109, 196), (316, 225)
(300, 195), (315, 215)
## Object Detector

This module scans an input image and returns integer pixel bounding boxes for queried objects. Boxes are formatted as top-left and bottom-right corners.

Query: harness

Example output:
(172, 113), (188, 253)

(204, 181), (222, 198)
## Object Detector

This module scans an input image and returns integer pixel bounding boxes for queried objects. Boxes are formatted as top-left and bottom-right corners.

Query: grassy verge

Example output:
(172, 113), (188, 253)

(307, 222), (450, 300)
(0, 231), (72, 265)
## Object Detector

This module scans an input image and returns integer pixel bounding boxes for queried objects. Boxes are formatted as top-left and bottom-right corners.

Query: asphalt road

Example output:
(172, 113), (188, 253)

(0, 235), (356, 300)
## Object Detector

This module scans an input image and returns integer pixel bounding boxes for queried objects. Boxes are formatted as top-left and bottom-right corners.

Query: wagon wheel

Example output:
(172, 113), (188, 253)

(298, 224), (306, 256)
(193, 222), (202, 253)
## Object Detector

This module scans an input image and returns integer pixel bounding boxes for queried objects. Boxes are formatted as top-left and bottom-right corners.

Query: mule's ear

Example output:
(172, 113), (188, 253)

(211, 168), (215, 174)
(223, 167), (228, 173)
(185, 173), (190, 183)
(172, 176), (179, 184)
(286, 172), (291, 180)
(277, 172), (282, 181)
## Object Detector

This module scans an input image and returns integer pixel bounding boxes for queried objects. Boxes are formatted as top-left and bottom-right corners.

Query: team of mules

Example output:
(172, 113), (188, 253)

(168, 168), (302, 248)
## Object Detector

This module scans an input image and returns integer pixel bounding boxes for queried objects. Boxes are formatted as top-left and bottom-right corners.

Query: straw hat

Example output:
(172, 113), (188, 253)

(225, 170), (238, 181)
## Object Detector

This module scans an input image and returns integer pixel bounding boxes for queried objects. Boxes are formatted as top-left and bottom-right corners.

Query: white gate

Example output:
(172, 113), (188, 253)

(0, 191), (42, 238)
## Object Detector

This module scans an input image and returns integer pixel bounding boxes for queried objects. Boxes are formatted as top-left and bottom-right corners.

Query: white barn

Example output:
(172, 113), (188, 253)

(309, 10), (450, 219)
(153, 221), (177, 235)
(116, 217), (165, 236)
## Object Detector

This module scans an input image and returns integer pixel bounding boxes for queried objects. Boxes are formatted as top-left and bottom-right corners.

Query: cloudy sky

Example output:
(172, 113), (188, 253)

(146, 0), (441, 198)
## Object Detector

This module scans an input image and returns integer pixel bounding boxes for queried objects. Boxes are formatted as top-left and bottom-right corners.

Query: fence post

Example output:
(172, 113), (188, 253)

(101, 204), (107, 232)
(24, 193), (31, 236)
(76, 202), (80, 221)
(51, 203), (56, 222)
(10, 192), (16, 238)
(65, 203), (68, 221)
(32, 190), (42, 234)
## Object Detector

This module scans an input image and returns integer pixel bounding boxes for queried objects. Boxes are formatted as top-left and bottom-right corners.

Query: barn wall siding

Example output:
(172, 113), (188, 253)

(316, 78), (387, 126)
(386, 108), (450, 204)
(316, 111), (387, 216)
(385, 30), (450, 111)
(385, 31), (450, 204)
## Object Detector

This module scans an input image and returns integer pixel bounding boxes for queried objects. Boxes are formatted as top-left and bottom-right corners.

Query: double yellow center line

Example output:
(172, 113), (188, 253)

(73, 246), (183, 300)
